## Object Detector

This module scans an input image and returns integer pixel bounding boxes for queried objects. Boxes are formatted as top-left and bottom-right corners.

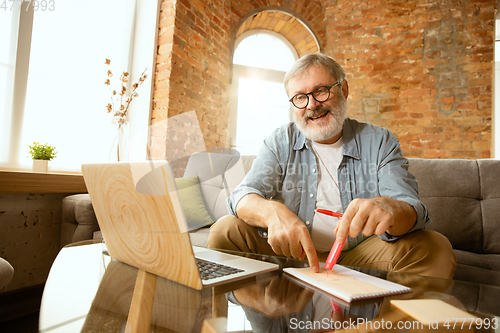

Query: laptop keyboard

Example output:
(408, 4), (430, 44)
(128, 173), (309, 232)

(196, 258), (244, 281)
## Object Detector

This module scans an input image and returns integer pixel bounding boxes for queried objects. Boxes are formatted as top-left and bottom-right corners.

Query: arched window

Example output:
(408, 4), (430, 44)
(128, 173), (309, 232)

(229, 31), (297, 155)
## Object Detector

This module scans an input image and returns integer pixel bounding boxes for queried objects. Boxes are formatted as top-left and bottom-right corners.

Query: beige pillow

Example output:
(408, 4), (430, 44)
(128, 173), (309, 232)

(175, 176), (214, 230)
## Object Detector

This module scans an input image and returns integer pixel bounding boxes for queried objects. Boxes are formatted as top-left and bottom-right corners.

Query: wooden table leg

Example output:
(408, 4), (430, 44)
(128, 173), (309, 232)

(212, 290), (228, 318)
(125, 269), (157, 333)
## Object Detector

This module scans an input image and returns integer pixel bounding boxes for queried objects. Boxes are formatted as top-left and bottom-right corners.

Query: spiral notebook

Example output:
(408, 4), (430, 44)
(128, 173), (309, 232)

(283, 265), (412, 303)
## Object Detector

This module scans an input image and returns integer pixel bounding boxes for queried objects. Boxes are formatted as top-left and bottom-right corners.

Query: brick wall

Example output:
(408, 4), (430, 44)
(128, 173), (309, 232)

(0, 193), (66, 292)
(151, 0), (495, 162)
(152, 0), (232, 175)
(324, 0), (495, 158)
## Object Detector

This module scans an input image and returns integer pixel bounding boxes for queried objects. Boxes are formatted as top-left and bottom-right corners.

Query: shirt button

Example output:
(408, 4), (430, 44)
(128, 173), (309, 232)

(306, 221), (310, 226)
(312, 168), (316, 173)
(305, 314), (310, 320)
(310, 193), (314, 198)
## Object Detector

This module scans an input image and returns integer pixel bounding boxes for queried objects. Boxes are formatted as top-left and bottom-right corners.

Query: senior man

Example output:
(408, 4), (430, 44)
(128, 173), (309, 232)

(208, 53), (456, 279)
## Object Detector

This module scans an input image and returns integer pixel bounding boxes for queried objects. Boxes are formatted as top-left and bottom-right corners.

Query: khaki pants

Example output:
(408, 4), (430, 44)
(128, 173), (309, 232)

(207, 215), (457, 279)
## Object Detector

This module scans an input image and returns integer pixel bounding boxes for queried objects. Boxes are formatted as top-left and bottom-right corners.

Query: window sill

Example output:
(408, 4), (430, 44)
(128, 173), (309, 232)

(0, 170), (87, 193)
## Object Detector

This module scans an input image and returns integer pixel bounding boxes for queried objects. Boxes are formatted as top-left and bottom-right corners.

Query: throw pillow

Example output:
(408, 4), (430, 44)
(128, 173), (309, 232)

(175, 175), (214, 230)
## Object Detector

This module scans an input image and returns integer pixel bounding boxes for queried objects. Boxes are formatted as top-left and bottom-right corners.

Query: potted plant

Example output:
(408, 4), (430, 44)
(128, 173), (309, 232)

(28, 142), (57, 173)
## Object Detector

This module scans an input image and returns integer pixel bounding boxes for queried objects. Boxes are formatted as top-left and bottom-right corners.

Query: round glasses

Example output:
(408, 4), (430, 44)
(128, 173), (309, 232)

(289, 81), (341, 109)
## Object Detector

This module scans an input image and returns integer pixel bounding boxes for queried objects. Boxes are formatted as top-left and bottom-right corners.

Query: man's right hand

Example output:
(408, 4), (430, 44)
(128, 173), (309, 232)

(267, 203), (319, 272)
(236, 194), (319, 272)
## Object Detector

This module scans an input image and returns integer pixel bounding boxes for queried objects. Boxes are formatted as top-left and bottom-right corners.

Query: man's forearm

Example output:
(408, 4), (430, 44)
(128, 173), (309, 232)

(235, 193), (283, 229)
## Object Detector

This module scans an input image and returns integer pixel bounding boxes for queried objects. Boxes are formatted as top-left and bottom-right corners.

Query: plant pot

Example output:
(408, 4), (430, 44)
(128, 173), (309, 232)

(33, 159), (49, 173)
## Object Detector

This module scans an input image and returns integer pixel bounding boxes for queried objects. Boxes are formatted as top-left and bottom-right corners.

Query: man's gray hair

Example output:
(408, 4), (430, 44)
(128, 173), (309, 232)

(284, 53), (347, 95)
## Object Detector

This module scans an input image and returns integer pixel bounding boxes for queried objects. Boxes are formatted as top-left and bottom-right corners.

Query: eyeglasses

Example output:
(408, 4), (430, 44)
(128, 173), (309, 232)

(289, 81), (341, 109)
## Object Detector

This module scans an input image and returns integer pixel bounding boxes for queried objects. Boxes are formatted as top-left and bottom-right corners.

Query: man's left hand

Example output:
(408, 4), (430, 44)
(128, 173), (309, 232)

(334, 197), (417, 244)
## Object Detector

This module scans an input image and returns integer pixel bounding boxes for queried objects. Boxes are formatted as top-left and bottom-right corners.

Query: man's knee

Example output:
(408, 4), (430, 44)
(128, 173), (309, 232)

(400, 229), (457, 279)
(207, 215), (243, 249)
(408, 229), (455, 256)
(208, 215), (276, 256)
(207, 215), (262, 252)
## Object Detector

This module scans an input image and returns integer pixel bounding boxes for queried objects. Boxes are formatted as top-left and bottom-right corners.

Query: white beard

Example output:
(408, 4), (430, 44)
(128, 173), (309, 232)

(293, 93), (347, 143)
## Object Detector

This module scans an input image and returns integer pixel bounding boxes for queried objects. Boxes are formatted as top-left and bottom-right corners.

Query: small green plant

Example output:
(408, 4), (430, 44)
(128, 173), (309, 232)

(28, 142), (57, 161)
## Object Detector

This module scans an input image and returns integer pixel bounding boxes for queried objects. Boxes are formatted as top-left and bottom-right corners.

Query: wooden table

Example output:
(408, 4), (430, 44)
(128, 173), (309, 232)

(0, 170), (87, 193)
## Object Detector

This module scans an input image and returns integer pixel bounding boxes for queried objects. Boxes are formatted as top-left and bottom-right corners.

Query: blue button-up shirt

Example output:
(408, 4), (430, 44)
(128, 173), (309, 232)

(227, 118), (430, 251)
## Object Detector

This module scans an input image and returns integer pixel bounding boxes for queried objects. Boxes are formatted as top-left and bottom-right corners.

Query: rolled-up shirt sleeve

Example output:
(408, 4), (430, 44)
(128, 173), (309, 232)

(227, 132), (286, 218)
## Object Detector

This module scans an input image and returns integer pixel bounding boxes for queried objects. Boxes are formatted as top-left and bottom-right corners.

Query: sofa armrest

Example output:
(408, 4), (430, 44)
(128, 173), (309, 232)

(61, 194), (100, 248)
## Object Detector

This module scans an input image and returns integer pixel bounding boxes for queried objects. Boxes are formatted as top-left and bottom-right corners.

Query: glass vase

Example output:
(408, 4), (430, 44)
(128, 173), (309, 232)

(116, 122), (129, 162)
(109, 122), (129, 162)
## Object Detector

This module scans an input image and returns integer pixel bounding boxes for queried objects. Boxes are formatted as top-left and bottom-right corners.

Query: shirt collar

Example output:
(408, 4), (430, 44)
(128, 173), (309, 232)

(293, 124), (309, 151)
(341, 118), (361, 160)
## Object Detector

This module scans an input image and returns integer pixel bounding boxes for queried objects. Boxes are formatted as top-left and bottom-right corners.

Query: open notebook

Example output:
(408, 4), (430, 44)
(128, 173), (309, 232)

(284, 265), (412, 303)
(81, 161), (278, 290)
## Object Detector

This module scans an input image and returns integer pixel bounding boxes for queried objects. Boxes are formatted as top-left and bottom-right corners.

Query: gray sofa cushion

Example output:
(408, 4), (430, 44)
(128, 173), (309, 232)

(408, 158), (500, 288)
(455, 250), (500, 271)
(183, 152), (256, 222)
(61, 194), (100, 248)
(477, 159), (500, 255)
(408, 158), (482, 253)
(408, 158), (500, 256)
(182, 153), (256, 246)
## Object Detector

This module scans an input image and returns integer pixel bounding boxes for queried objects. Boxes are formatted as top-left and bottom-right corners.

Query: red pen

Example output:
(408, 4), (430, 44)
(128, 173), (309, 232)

(316, 208), (343, 218)
(315, 209), (345, 270)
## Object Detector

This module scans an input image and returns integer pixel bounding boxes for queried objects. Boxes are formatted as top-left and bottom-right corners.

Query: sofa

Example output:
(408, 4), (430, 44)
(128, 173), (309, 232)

(407, 158), (500, 288)
(61, 153), (500, 290)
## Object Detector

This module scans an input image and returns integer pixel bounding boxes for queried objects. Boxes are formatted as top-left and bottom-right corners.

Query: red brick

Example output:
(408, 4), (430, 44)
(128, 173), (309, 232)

(441, 96), (455, 104)
(400, 89), (431, 97)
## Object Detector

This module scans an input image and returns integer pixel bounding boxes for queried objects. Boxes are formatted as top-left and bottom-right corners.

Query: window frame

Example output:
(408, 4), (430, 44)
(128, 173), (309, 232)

(0, 0), (161, 172)
(229, 30), (298, 152)
(2, 2), (34, 168)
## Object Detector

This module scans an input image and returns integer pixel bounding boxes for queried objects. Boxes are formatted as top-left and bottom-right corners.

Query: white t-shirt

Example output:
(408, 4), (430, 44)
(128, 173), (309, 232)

(311, 138), (343, 252)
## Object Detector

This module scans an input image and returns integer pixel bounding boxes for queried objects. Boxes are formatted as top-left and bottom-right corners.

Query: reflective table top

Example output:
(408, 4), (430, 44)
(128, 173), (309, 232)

(39, 240), (500, 333)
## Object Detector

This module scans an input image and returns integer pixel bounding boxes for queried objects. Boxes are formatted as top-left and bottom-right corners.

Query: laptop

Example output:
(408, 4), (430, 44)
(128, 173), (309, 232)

(81, 161), (279, 290)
